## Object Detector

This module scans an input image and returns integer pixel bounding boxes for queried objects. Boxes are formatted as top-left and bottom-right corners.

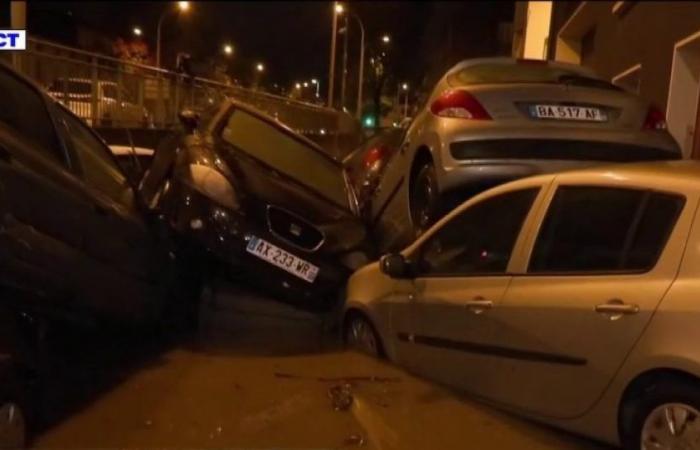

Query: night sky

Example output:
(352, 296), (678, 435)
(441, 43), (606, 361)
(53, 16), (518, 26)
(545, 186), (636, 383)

(11, 1), (514, 95)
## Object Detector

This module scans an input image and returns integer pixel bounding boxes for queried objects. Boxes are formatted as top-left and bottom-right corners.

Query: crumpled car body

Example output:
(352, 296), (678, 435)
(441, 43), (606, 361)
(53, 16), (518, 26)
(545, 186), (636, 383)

(141, 100), (373, 312)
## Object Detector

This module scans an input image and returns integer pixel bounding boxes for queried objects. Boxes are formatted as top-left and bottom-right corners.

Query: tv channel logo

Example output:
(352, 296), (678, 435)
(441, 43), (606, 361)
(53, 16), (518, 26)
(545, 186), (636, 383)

(0, 30), (26, 50)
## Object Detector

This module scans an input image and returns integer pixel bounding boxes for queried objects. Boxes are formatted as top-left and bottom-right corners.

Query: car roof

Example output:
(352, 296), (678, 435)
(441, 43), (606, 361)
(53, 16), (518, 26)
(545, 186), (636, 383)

(444, 57), (600, 81)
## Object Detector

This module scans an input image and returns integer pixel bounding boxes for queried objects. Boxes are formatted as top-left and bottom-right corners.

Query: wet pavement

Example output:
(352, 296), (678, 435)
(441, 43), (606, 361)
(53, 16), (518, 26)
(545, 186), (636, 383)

(31, 281), (610, 449)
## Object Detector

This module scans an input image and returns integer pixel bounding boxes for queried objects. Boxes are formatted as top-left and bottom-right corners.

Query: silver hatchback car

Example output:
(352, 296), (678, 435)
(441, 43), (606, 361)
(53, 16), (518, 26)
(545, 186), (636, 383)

(344, 160), (700, 449)
(368, 57), (681, 252)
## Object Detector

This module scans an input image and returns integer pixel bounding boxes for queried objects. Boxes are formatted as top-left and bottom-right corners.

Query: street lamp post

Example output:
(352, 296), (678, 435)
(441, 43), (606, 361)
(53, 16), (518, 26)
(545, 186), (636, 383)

(350, 13), (365, 119)
(401, 82), (409, 118)
(156, 1), (190, 69)
(311, 78), (320, 98)
(253, 62), (265, 91)
(340, 13), (349, 111)
(328, 3), (343, 108)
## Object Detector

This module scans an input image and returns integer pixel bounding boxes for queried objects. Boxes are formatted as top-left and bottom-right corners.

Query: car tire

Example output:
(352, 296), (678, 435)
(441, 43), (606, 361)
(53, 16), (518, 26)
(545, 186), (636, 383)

(343, 313), (384, 358)
(620, 376), (700, 450)
(409, 158), (439, 238)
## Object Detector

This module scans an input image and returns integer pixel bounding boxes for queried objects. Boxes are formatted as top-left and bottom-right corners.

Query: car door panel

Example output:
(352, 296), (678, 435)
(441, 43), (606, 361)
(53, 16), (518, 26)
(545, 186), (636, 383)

(483, 184), (694, 419)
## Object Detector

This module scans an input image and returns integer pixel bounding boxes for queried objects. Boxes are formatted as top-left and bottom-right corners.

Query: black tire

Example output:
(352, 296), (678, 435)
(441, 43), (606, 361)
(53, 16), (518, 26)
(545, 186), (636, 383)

(343, 313), (384, 358)
(620, 376), (700, 450)
(409, 158), (439, 238)
(158, 240), (207, 336)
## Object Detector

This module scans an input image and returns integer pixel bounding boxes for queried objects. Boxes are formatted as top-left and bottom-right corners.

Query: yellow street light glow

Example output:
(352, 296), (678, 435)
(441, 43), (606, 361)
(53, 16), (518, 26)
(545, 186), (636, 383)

(303, 82), (309, 88)
(256, 62), (265, 73)
(133, 27), (142, 36)
(223, 44), (233, 55)
(335, 3), (344, 14)
(177, 1), (190, 12)
(295, 83), (302, 89)
(381, 34), (391, 44)
(311, 78), (318, 84)
(402, 82), (408, 91)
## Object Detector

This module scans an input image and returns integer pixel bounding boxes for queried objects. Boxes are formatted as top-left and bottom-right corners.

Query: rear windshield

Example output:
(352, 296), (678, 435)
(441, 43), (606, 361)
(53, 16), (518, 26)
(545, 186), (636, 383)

(221, 109), (349, 209)
(448, 63), (621, 91)
(49, 79), (92, 94)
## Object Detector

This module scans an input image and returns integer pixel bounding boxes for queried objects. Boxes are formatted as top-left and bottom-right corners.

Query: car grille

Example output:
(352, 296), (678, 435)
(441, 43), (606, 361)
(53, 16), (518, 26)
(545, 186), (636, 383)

(450, 139), (681, 162)
(266, 206), (324, 251)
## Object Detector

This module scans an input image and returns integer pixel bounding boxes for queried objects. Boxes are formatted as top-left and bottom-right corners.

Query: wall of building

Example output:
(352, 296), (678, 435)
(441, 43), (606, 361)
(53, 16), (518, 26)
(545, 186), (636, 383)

(551, 2), (700, 110)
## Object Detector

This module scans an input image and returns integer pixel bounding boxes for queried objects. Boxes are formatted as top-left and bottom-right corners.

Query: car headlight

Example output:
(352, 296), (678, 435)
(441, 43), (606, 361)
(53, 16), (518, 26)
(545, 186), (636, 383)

(186, 164), (240, 210)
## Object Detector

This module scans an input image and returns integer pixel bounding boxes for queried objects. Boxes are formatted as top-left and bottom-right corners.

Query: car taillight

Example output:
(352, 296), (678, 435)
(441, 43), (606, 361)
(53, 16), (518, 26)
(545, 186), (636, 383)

(430, 90), (491, 120)
(363, 145), (388, 170)
(643, 106), (667, 130)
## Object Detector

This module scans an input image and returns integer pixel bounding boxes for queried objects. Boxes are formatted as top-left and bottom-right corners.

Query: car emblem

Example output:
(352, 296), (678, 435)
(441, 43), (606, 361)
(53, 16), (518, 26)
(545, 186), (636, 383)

(289, 223), (302, 237)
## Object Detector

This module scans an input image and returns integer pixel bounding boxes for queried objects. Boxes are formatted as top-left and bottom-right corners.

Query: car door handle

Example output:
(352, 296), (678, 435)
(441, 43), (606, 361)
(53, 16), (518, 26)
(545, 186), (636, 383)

(465, 297), (493, 314)
(595, 300), (639, 319)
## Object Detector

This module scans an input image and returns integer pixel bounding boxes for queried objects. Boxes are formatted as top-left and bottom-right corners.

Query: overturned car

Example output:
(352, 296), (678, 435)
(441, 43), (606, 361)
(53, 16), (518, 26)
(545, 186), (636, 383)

(140, 101), (373, 312)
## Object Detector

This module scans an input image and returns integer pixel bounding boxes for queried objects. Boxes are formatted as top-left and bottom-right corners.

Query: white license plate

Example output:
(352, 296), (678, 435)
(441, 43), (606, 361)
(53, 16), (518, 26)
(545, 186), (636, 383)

(246, 236), (319, 283)
(530, 104), (607, 122)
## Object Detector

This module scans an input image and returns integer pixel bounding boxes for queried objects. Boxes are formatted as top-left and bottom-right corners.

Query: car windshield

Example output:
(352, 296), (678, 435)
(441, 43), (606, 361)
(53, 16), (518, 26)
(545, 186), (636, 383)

(221, 108), (350, 210)
(448, 62), (621, 91)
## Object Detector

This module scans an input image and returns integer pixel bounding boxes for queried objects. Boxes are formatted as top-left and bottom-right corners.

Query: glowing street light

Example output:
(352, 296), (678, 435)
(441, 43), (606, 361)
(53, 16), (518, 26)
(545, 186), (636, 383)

(177, 1), (190, 12)
(303, 82), (309, 88)
(401, 82), (409, 91)
(256, 62), (265, 73)
(381, 33), (391, 44)
(295, 82), (302, 89)
(223, 44), (234, 56)
(335, 3), (345, 14)
(133, 27), (142, 37)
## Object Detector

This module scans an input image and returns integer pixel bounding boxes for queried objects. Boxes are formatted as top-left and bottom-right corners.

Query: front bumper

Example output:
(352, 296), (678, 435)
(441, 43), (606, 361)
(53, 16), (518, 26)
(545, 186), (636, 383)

(165, 183), (355, 312)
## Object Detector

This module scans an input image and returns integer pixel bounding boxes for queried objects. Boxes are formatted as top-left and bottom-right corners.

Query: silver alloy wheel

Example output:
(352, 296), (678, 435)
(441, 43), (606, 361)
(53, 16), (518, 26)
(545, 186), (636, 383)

(346, 317), (379, 357)
(641, 403), (700, 450)
(0, 402), (26, 449)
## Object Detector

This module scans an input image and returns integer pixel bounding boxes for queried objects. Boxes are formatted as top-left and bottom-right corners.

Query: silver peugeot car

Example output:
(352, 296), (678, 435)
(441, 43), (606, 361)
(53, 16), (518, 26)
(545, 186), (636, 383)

(367, 57), (681, 252)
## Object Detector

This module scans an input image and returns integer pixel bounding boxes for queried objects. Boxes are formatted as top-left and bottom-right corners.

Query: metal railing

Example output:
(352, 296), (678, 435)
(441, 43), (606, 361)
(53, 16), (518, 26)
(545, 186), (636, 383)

(6, 37), (359, 151)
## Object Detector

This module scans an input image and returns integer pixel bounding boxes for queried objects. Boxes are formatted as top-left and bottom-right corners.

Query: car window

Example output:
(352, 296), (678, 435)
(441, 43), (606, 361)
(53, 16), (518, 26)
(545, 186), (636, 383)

(54, 106), (128, 201)
(447, 62), (620, 91)
(417, 188), (538, 276)
(529, 187), (684, 273)
(0, 68), (63, 161)
(221, 108), (349, 209)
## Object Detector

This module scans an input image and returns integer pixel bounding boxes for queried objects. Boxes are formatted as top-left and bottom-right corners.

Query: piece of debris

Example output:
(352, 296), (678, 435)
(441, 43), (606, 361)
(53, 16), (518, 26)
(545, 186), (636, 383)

(344, 433), (366, 447)
(274, 372), (302, 379)
(328, 383), (354, 411)
(318, 375), (401, 383)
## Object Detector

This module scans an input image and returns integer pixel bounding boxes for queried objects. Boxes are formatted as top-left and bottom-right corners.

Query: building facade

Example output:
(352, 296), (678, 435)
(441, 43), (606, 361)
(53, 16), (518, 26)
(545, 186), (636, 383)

(513, 1), (700, 158)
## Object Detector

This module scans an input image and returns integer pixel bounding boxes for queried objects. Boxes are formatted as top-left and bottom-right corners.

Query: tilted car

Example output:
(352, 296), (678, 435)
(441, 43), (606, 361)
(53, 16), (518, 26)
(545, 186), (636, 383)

(369, 57), (682, 252)
(344, 160), (700, 449)
(0, 62), (200, 329)
(140, 101), (373, 312)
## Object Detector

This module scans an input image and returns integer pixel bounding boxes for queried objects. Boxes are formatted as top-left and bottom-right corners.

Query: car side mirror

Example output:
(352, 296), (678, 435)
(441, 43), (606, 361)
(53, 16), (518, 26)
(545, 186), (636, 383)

(178, 109), (199, 134)
(380, 253), (412, 279)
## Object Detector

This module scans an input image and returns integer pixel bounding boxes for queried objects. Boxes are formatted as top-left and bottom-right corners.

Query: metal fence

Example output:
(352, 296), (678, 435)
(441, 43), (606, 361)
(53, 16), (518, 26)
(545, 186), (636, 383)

(5, 37), (359, 153)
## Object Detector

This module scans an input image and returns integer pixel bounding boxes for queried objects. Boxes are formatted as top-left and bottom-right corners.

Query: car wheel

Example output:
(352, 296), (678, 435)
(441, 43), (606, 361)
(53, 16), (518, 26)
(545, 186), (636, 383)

(0, 401), (26, 449)
(344, 313), (383, 358)
(410, 159), (439, 238)
(621, 377), (700, 450)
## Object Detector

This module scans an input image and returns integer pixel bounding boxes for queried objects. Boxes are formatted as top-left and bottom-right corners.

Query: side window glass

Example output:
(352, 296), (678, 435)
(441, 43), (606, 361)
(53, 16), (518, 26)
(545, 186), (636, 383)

(0, 69), (62, 162)
(55, 107), (127, 201)
(529, 187), (684, 273)
(417, 188), (538, 276)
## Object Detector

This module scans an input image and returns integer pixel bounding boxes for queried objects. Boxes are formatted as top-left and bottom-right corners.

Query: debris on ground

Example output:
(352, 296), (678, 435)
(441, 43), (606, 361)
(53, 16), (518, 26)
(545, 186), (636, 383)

(328, 383), (354, 411)
(343, 433), (366, 447)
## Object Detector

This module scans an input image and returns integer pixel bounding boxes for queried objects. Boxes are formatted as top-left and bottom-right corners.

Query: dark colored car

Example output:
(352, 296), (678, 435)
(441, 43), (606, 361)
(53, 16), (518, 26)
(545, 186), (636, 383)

(0, 61), (199, 329)
(140, 100), (372, 312)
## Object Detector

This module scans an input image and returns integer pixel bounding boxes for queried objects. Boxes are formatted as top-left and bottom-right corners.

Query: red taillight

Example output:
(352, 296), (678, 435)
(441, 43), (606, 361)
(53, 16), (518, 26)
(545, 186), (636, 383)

(430, 90), (491, 120)
(363, 145), (388, 170)
(643, 105), (667, 131)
